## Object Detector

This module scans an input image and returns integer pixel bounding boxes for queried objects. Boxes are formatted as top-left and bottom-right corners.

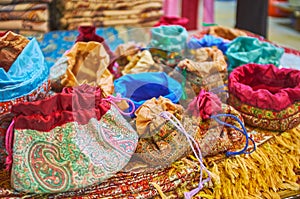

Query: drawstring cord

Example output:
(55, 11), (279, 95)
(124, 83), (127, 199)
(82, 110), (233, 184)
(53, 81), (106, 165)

(5, 119), (15, 171)
(103, 93), (135, 116)
(159, 111), (211, 199)
(210, 113), (256, 156)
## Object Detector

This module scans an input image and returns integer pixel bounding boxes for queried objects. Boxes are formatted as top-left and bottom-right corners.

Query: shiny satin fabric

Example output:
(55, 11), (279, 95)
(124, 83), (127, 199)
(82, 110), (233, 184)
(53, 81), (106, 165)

(114, 72), (183, 116)
(122, 50), (163, 75)
(0, 36), (49, 102)
(187, 35), (229, 54)
(148, 25), (188, 52)
(11, 85), (110, 131)
(50, 41), (114, 95)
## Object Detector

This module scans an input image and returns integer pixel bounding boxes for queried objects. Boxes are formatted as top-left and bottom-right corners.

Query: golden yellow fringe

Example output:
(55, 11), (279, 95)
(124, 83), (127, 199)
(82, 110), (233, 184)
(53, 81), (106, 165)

(199, 127), (300, 199)
(150, 182), (168, 199)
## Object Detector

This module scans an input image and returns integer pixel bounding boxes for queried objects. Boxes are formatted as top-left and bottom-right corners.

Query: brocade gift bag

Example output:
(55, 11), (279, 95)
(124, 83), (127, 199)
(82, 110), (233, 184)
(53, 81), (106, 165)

(187, 90), (256, 157)
(0, 33), (50, 169)
(177, 47), (228, 101)
(134, 96), (197, 167)
(228, 63), (300, 131)
(5, 85), (138, 193)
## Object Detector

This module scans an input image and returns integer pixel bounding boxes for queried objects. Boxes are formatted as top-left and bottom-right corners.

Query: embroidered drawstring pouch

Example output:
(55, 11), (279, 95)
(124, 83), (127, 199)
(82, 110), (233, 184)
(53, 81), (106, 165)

(5, 85), (138, 193)
(186, 90), (256, 157)
(134, 96), (197, 167)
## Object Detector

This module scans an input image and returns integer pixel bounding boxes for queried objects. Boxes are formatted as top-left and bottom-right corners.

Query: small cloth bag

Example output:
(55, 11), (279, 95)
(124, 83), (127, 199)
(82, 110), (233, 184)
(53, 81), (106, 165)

(226, 36), (284, 73)
(0, 32), (50, 169)
(177, 47), (228, 101)
(148, 25), (188, 53)
(6, 85), (138, 193)
(114, 72), (183, 116)
(50, 41), (114, 95)
(134, 96), (196, 167)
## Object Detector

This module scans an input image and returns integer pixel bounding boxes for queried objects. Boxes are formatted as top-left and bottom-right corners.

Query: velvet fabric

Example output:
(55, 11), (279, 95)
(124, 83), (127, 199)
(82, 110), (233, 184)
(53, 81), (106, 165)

(12, 85), (110, 132)
(228, 64), (300, 111)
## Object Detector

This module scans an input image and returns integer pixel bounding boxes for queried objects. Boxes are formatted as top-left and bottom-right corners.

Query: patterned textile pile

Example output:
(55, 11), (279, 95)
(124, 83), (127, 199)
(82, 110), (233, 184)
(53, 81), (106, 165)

(0, 0), (53, 35)
(60, 0), (163, 30)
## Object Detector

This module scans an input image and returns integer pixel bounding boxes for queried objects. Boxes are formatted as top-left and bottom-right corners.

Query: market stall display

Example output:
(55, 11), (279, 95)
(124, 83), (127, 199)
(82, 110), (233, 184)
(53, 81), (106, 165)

(0, 25), (299, 199)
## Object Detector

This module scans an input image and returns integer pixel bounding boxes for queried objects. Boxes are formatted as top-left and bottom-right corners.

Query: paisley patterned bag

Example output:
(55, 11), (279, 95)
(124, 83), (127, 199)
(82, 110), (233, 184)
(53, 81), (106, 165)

(5, 85), (138, 194)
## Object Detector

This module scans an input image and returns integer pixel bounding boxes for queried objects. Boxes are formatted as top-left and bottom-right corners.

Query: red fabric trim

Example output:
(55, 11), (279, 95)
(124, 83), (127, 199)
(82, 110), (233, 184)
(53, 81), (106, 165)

(228, 64), (300, 111)
(12, 85), (111, 132)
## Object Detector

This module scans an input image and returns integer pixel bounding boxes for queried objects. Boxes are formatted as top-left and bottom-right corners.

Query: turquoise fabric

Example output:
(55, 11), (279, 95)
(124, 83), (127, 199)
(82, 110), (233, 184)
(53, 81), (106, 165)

(0, 38), (49, 102)
(226, 36), (284, 73)
(148, 25), (188, 52)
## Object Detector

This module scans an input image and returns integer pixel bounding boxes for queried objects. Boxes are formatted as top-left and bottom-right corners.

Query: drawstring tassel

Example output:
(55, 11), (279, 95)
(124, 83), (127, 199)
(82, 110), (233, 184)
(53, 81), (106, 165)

(160, 111), (211, 199)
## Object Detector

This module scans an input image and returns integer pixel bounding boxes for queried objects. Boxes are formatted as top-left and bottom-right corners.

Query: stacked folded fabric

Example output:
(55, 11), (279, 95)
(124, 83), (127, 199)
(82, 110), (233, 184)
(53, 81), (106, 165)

(60, 0), (163, 30)
(0, 0), (52, 34)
